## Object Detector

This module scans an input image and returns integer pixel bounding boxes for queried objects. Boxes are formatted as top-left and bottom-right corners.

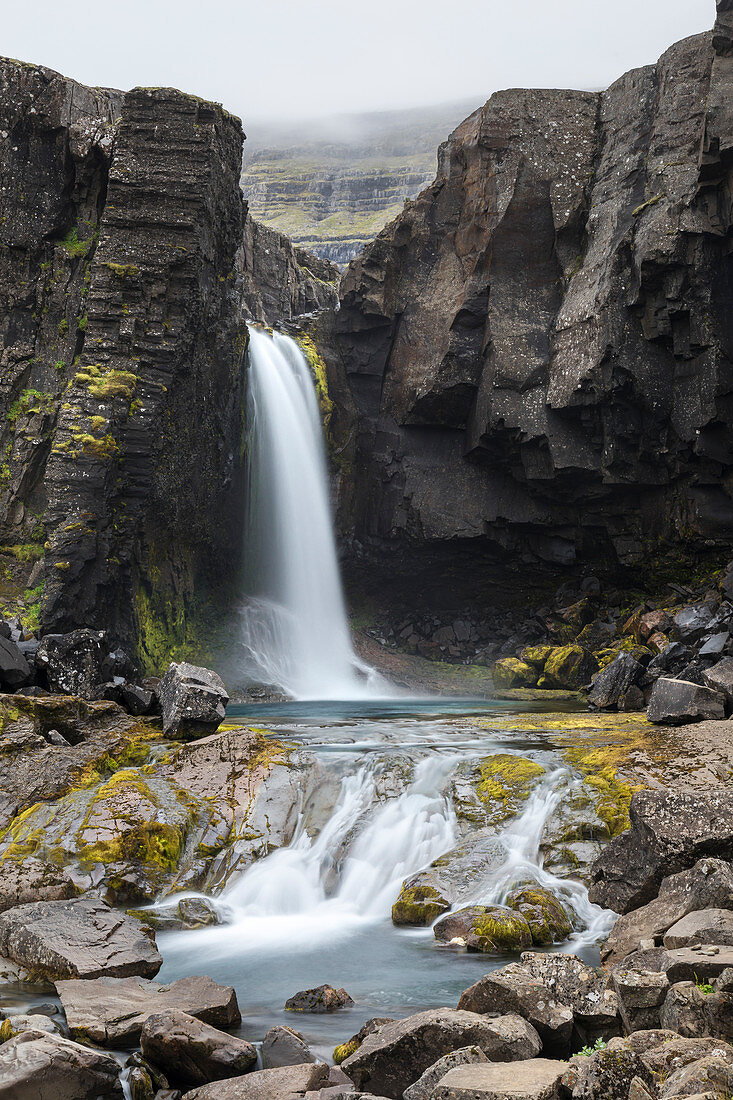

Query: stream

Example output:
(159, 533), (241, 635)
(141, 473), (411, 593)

(155, 698), (615, 1060)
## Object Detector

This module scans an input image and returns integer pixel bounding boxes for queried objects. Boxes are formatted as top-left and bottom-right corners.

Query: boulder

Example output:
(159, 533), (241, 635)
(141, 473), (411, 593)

(431, 1059), (568, 1100)
(0, 636), (31, 688)
(646, 678), (725, 725)
(634, 1031), (733, 1074)
(702, 657), (733, 705)
(261, 1025), (315, 1068)
(539, 646), (596, 690)
(333, 1018), (395, 1064)
(562, 1042), (656, 1100)
(392, 877), (451, 926)
(457, 964), (574, 1055)
(601, 859), (733, 966)
(698, 631), (729, 658)
(36, 629), (110, 699)
(403, 1045), (489, 1100)
(659, 982), (716, 1038)
(492, 658), (538, 689)
(588, 654), (643, 710)
(285, 984), (354, 1012)
(645, 642), (692, 681)
(659, 1053), (733, 1098)
(0, 1013), (59, 1040)
(505, 886), (573, 945)
(663, 908), (733, 948)
(159, 661), (228, 739)
(611, 968), (670, 1033)
(518, 953), (620, 1043)
(57, 973), (240, 1047)
(341, 1009), (541, 1099)
(588, 790), (733, 914)
(140, 1009), (257, 1088)
(0, 897), (161, 980)
(181, 1062), (330, 1099)
(672, 603), (721, 643)
(433, 905), (533, 952)
(0, 856), (78, 912)
(0, 1029), (123, 1099)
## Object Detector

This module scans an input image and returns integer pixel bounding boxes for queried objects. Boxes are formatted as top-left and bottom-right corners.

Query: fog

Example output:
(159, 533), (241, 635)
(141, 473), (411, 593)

(3, 0), (714, 127)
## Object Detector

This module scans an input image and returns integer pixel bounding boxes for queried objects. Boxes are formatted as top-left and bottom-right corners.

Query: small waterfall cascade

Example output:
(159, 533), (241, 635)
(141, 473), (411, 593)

(236, 326), (382, 700)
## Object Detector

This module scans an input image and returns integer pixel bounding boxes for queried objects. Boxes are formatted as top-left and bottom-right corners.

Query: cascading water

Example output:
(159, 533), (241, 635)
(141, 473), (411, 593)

(235, 326), (383, 699)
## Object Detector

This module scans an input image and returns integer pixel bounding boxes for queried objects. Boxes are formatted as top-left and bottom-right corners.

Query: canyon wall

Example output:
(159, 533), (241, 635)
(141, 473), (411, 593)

(0, 60), (249, 667)
(330, 5), (733, 600)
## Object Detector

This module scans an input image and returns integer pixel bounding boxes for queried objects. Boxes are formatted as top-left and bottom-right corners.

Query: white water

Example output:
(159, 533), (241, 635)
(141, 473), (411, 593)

(236, 327), (383, 700)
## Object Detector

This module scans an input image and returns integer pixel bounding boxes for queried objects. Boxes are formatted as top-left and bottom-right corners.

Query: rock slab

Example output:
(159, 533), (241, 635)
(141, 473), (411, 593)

(432, 1059), (568, 1099)
(0, 1029), (123, 1099)
(140, 1008), (257, 1087)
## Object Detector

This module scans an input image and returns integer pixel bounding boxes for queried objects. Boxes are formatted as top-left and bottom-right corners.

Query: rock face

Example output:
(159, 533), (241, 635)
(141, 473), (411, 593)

(241, 216), (339, 323)
(0, 897), (161, 980)
(0, 58), (249, 668)
(327, 7), (733, 591)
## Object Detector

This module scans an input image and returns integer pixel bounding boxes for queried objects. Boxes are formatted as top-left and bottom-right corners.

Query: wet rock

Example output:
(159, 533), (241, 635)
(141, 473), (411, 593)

(0, 856), (78, 912)
(434, 905), (533, 952)
(140, 1009), (257, 1088)
(36, 630), (111, 699)
(539, 646), (596, 690)
(0, 1029), (123, 1099)
(505, 886), (573, 945)
(341, 1009), (541, 1099)
(457, 963), (574, 1054)
(588, 790), (733, 914)
(159, 663), (229, 740)
(588, 654), (643, 710)
(663, 908), (733, 948)
(0, 1013), (59, 1039)
(261, 1025), (315, 1068)
(0, 897), (161, 980)
(646, 678), (725, 725)
(403, 1045), (488, 1100)
(392, 876), (451, 926)
(180, 1062), (329, 1099)
(601, 859), (733, 966)
(431, 1059), (568, 1100)
(57, 973), (240, 1047)
(0, 636), (31, 688)
(611, 968), (670, 1033)
(120, 682), (155, 716)
(562, 1041), (655, 1100)
(492, 658), (538, 689)
(285, 984), (354, 1013)
(672, 603), (721, 644)
(333, 1018), (395, 1064)
(702, 657), (733, 706)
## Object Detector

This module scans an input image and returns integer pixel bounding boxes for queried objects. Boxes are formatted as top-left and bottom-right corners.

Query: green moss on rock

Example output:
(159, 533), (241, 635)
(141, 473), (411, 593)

(392, 879), (450, 926)
(492, 657), (538, 689)
(539, 645), (596, 689)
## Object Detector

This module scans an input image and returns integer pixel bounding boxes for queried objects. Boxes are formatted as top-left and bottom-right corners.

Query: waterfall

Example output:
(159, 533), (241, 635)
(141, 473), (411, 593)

(236, 327), (382, 699)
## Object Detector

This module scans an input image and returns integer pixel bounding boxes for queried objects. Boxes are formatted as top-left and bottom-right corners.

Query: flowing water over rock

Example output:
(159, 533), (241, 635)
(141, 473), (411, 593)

(156, 699), (616, 1057)
(233, 327), (383, 699)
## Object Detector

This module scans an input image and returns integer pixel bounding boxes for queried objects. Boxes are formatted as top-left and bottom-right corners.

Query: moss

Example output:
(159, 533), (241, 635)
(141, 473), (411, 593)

(333, 1039), (360, 1064)
(1, 543), (43, 563)
(540, 645), (596, 690)
(520, 645), (553, 669)
(468, 908), (533, 952)
(506, 886), (573, 944)
(6, 389), (54, 426)
(492, 657), (538, 689)
(103, 262), (140, 279)
(392, 881), (450, 926)
(58, 226), (96, 259)
(632, 193), (664, 217)
(72, 432), (119, 461)
(476, 754), (545, 816)
(296, 333), (333, 432)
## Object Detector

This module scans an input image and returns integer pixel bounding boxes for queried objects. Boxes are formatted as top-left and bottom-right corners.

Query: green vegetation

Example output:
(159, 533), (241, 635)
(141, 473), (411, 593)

(103, 261), (140, 279)
(576, 1038), (608, 1057)
(59, 226), (97, 259)
(1, 543), (43, 563)
(6, 389), (54, 426)
(74, 364), (137, 401)
(694, 974), (715, 995)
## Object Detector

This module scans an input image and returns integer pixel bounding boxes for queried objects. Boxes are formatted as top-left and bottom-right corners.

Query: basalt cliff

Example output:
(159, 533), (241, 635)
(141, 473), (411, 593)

(327, 6), (733, 604)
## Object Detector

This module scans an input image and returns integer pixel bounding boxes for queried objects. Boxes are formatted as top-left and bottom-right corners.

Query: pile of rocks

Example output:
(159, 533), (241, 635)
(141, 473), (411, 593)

(0, 619), (229, 739)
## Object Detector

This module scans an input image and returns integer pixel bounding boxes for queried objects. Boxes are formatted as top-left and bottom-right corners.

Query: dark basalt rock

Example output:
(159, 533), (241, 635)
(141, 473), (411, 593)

(588, 791), (733, 914)
(323, 5), (733, 595)
(284, 984), (354, 1013)
(158, 662), (229, 739)
(0, 636), (31, 688)
(241, 217), (339, 325)
(646, 677), (726, 724)
(36, 629), (110, 699)
(588, 654), (644, 711)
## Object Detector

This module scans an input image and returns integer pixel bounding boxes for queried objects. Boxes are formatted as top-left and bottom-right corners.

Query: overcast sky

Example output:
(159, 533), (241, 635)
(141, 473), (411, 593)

(3, 0), (715, 127)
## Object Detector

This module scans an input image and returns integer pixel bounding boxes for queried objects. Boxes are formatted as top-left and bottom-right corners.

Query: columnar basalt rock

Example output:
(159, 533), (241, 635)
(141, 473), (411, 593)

(329, 6), (733, 591)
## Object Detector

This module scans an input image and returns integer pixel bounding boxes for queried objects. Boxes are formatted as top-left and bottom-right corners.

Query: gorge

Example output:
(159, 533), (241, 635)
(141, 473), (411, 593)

(0, 3), (732, 1100)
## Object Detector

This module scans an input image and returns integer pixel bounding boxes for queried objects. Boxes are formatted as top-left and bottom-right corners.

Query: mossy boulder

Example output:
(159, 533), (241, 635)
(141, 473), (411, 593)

(520, 645), (553, 670)
(392, 877), (450, 926)
(471, 754), (545, 825)
(539, 645), (597, 689)
(333, 1017), (394, 1065)
(492, 658), (538, 689)
(505, 885), (573, 945)
(434, 904), (533, 953)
